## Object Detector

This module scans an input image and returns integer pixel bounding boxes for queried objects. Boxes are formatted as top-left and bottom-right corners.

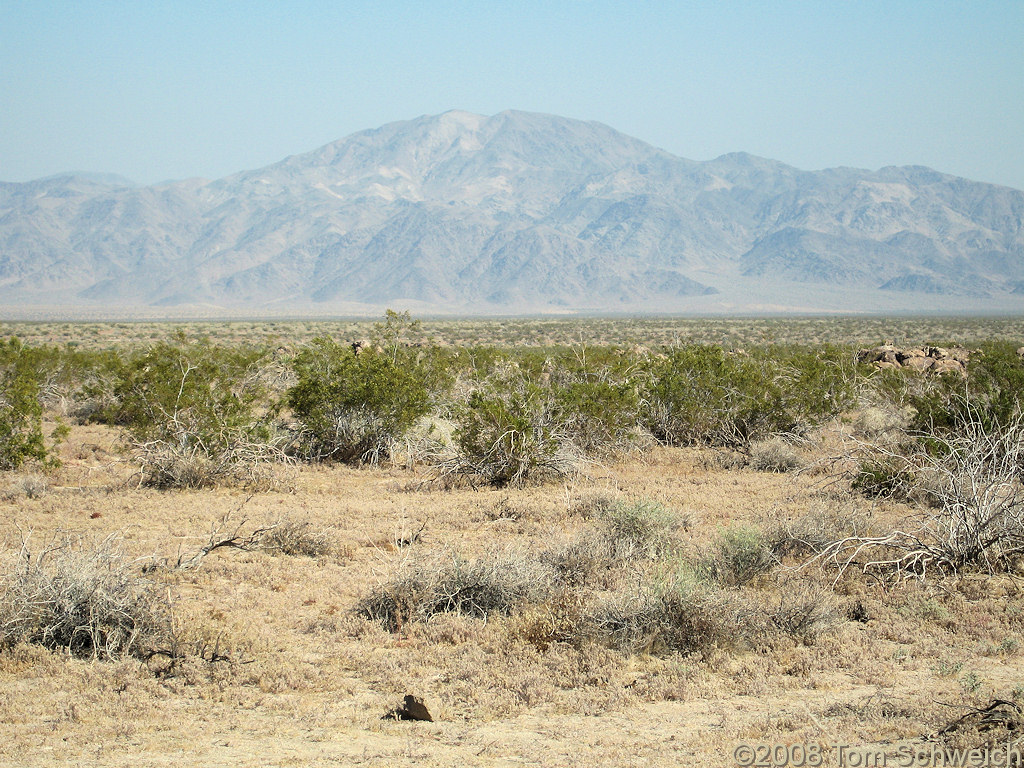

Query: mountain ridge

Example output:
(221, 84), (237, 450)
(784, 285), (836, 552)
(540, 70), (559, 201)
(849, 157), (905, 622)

(1, 109), (1022, 316)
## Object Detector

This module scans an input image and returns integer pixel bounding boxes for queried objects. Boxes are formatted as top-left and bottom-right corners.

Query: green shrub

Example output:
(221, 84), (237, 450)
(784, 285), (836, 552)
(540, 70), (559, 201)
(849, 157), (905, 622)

(644, 344), (855, 448)
(0, 338), (60, 470)
(870, 342), (1024, 438)
(287, 336), (430, 463)
(447, 363), (578, 486)
(547, 349), (643, 455)
(110, 335), (280, 488)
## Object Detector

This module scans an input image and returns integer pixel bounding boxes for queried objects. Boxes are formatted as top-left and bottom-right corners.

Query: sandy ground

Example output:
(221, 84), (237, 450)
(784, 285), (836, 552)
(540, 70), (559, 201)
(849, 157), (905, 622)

(1, 423), (1021, 767)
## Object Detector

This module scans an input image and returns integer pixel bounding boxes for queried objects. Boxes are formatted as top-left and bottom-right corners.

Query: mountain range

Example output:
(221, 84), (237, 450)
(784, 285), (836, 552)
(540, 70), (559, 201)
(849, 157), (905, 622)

(2, 109), (1023, 316)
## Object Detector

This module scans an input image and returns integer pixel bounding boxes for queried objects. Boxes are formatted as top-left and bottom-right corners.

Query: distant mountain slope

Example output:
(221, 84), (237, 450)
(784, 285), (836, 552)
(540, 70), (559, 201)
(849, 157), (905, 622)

(1, 110), (1022, 314)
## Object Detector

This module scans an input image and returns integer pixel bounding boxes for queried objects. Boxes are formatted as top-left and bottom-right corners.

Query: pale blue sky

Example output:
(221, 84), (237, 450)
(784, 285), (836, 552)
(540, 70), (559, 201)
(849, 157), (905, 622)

(2, 1), (1022, 189)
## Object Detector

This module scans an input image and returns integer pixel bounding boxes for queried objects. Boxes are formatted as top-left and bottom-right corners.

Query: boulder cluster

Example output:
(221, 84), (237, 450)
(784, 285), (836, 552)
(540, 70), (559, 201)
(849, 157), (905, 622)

(857, 344), (970, 375)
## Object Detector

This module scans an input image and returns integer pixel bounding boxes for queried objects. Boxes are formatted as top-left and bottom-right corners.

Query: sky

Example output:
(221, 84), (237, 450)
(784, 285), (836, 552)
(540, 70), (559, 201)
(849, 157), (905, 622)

(2, 1), (1023, 189)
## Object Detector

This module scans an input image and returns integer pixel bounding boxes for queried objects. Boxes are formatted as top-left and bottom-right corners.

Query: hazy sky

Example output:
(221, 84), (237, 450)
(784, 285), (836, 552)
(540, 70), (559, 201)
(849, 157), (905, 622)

(2, 1), (1022, 189)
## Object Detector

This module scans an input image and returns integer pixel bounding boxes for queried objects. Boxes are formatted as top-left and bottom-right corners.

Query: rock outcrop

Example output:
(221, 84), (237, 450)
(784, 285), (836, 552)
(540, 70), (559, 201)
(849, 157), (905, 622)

(857, 345), (970, 375)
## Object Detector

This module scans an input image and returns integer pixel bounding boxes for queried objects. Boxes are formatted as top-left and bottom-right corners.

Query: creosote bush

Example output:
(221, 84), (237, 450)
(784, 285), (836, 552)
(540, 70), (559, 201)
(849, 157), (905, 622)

(287, 336), (430, 463)
(546, 348), (643, 456)
(446, 363), (580, 486)
(644, 344), (855, 448)
(111, 334), (283, 489)
(0, 338), (62, 470)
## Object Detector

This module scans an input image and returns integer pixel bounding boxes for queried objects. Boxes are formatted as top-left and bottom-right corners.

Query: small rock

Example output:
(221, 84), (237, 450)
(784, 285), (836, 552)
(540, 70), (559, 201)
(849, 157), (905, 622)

(383, 694), (433, 722)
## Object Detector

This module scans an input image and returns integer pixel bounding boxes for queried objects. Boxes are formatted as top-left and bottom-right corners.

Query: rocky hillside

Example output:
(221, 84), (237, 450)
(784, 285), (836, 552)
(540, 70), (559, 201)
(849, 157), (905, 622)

(1, 110), (1022, 314)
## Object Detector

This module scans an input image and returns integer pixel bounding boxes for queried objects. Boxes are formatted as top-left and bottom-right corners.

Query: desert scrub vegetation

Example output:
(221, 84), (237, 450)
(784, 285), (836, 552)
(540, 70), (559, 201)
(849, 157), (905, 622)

(822, 404), (1024, 578)
(356, 548), (552, 632)
(106, 335), (285, 489)
(0, 533), (172, 660)
(870, 340), (1024, 435)
(643, 343), (857, 448)
(442, 347), (644, 486)
(357, 498), (839, 660)
(444, 361), (581, 486)
(0, 338), (65, 470)
(287, 336), (433, 463)
(543, 498), (681, 587)
(695, 526), (776, 587)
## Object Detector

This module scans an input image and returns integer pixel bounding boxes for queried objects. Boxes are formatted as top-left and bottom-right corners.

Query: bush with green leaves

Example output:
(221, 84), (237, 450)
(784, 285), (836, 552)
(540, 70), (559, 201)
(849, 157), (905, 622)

(0, 338), (61, 470)
(644, 344), (855, 448)
(446, 362), (579, 486)
(287, 336), (430, 463)
(546, 348), (643, 455)
(110, 335), (280, 488)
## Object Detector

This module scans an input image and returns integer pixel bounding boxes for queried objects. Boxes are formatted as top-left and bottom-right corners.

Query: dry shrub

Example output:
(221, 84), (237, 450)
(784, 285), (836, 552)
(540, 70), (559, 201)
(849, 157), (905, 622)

(133, 436), (290, 491)
(761, 581), (842, 642)
(357, 549), (552, 632)
(509, 589), (590, 651)
(2, 473), (50, 501)
(769, 506), (871, 560)
(590, 575), (751, 655)
(591, 572), (839, 656)
(748, 436), (802, 473)
(0, 533), (171, 660)
(544, 498), (680, 586)
(567, 488), (619, 518)
(697, 526), (775, 587)
(258, 522), (334, 559)
(821, 405), (1024, 577)
(395, 416), (457, 469)
(543, 534), (617, 588)
(597, 498), (679, 560)
(853, 403), (911, 440)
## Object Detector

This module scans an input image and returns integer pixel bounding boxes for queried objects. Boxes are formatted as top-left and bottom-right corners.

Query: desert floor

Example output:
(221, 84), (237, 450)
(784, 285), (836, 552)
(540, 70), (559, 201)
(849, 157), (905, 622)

(1, 414), (1021, 767)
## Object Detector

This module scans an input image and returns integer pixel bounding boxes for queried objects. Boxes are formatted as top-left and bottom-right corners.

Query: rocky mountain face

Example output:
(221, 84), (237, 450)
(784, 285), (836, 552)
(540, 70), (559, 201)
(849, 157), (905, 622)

(1, 110), (1022, 315)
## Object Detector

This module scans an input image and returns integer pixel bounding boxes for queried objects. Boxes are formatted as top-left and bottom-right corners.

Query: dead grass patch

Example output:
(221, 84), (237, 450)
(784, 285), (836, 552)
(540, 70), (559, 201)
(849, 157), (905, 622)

(357, 548), (553, 632)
